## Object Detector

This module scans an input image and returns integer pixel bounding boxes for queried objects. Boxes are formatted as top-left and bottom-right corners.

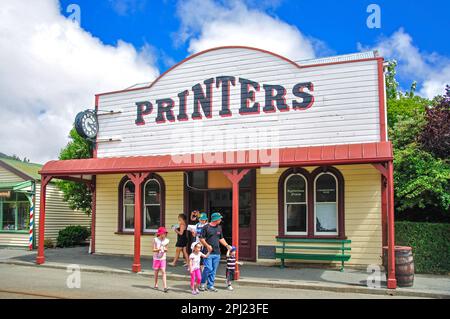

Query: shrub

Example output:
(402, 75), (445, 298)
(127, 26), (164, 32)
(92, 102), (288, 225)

(44, 238), (55, 249)
(57, 225), (90, 248)
(395, 221), (450, 274)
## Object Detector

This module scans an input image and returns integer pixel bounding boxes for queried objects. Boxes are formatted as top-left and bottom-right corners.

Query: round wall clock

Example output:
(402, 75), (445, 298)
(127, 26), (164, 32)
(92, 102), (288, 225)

(75, 110), (98, 139)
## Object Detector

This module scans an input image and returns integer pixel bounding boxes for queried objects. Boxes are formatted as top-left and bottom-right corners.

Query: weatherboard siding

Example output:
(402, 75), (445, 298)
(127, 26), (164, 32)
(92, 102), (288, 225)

(0, 165), (24, 183)
(96, 48), (381, 158)
(34, 182), (91, 245)
(94, 165), (381, 267)
(95, 172), (183, 256)
(0, 233), (28, 246)
(256, 165), (382, 267)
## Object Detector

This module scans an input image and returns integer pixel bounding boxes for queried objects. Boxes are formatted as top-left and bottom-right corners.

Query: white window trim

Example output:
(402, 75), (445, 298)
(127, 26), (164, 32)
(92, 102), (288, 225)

(123, 180), (135, 232)
(314, 172), (338, 236)
(284, 173), (308, 236)
(143, 179), (161, 232)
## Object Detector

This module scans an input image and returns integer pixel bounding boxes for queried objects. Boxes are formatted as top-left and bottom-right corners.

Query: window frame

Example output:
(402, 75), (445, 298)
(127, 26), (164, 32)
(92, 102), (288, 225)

(143, 178), (162, 233)
(122, 180), (135, 232)
(118, 174), (165, 234)
(284, 173), (308, 236)
(313, 172), (339, 236)
(0, 192), (30, 233)
(278, 166), (345, 239)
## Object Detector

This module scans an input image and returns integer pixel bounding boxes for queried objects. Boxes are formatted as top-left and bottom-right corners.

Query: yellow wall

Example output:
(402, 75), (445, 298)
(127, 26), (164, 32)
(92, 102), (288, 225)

(95, 172), (183, 256)
(256, 165), (382, 266)
(94, 166), (382, 267)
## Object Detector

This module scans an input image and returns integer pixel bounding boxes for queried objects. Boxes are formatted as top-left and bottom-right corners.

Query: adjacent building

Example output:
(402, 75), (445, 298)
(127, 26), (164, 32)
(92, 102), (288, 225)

(0, 158), (90, 248)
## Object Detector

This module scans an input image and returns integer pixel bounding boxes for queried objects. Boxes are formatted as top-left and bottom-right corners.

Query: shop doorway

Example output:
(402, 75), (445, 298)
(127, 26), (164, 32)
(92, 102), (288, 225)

(184, 170), (256, 261)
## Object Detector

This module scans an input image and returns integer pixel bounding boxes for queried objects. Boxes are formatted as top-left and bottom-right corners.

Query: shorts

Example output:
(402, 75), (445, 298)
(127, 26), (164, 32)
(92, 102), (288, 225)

(153, 259), (166, 270)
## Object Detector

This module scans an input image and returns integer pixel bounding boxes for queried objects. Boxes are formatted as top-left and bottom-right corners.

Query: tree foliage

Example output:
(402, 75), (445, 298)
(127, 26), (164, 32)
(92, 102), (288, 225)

(386, 62), (450, 216)
(419, 86), (450, 159)
(56, 128), (93, 215)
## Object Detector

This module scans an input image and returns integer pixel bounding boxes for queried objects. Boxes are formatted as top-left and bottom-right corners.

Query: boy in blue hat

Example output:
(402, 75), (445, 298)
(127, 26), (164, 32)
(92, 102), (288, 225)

(199, 212), (232, 292)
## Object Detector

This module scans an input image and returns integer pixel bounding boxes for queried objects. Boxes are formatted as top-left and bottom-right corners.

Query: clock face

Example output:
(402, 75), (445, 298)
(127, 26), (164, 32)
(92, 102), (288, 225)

(75, 110), (98, 139)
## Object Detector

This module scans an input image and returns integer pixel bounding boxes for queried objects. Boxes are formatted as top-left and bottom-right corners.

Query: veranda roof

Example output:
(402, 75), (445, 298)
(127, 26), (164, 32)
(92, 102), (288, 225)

(39, 142), (393, 179)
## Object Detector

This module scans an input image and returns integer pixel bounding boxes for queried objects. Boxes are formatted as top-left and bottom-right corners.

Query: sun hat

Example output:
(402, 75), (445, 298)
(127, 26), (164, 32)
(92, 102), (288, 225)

(156, 226), (168, 236)
(191, 241), (202, 251)
(210, 212), (223, 222)
(198, 213), (208, 221)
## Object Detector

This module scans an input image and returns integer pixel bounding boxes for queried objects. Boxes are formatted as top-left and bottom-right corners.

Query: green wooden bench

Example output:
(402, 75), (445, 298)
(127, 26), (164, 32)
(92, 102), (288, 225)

(275, 238), (352, 271)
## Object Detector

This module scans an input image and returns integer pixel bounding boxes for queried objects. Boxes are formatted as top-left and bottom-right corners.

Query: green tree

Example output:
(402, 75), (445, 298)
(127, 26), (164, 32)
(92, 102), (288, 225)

(56, 128), (93, 215)
(386, 62), (450, 217)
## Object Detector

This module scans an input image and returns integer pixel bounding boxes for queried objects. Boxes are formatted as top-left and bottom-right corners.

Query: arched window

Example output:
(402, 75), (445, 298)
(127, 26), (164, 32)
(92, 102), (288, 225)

(118, 174), (165, 233)
(143, 179), (162, 232)
(284, 174), (308, 235)
(278, 167), (345, 239)
(314, 173), (338, 235)
(122, 180), (135, 231)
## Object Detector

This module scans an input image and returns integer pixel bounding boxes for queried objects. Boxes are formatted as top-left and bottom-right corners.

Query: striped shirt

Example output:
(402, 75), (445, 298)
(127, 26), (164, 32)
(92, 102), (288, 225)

(226, 255), (236, 270)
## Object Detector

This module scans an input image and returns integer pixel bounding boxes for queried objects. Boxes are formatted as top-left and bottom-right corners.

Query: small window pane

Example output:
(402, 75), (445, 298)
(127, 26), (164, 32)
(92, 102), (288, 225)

(286, 204), (307, 232)
(189, 191), (205, 212)
(123, 181), (135, 205)
(145, 180), (160, 205)
(16, 193), (28, 202)
(2, 203), (16, 230)
(286, 175), (306, 203)
(190, 171), (207, 188)
(17, 202), (29, 231)
(316, 174), (336, 202)
(240, 171), (252, 188)
(239, 190), (251, 228)
(316, 203), (337, 232)
(124, 205), (134, 229)
(145, 206), (160, 230)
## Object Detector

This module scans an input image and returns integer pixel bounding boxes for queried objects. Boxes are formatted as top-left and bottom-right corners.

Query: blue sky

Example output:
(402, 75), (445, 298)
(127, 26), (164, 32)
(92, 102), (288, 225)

(0, 0), (449, 162)
(59, 0), (450, 91)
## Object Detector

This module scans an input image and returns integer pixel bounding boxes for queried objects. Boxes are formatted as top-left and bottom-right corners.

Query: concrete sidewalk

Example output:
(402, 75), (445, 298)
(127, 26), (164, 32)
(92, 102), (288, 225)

(1, 247), (449, 298)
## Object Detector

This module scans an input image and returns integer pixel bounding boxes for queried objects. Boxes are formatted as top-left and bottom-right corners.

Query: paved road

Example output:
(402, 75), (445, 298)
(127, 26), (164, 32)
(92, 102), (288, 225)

(0, 264), (424, 299)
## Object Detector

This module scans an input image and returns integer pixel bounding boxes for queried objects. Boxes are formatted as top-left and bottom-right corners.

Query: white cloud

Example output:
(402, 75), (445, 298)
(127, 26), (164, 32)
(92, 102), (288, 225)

(359, 28), (450, 98)
(0, 0), (159, 163)
(175, 0), (319, 61)
(108, 0), (148, 16)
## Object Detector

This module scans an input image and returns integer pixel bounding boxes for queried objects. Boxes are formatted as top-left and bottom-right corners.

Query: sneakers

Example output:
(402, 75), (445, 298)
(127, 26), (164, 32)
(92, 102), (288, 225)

(207, 286), (218, 292)
(227, 285), (234, 291)
(199, 284), (206, 291)
(192, 289), (198, 295)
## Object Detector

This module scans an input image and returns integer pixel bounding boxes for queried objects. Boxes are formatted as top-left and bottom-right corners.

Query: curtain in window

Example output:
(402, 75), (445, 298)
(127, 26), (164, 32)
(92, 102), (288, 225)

(144, 179), (161, 231)
(315, 174), (337, 233)
(123, 181), (135, 230)
(285, 174), (307, 233)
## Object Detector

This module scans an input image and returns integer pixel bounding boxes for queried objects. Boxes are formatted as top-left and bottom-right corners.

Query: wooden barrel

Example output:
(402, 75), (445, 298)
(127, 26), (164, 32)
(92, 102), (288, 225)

(383, 246), (414, 287)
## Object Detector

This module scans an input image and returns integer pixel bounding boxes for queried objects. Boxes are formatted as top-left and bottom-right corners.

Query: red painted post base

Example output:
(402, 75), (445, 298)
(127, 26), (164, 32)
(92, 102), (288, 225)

(387, 278), (397, 289)
(132, 264), (141, 273)
(36, 256), (45, 265)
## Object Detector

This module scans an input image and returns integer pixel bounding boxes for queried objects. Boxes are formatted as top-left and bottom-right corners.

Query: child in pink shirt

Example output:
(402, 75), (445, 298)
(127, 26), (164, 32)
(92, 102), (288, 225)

(153, 227), (170, 292)
(189, 241), (210, 295)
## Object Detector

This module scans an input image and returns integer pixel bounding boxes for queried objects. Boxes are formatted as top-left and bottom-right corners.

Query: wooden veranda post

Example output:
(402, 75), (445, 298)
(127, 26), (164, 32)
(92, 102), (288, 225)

(127, 172), (150, 273)
(36, 175), (52, 265)
(223, 169), (250, 280)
